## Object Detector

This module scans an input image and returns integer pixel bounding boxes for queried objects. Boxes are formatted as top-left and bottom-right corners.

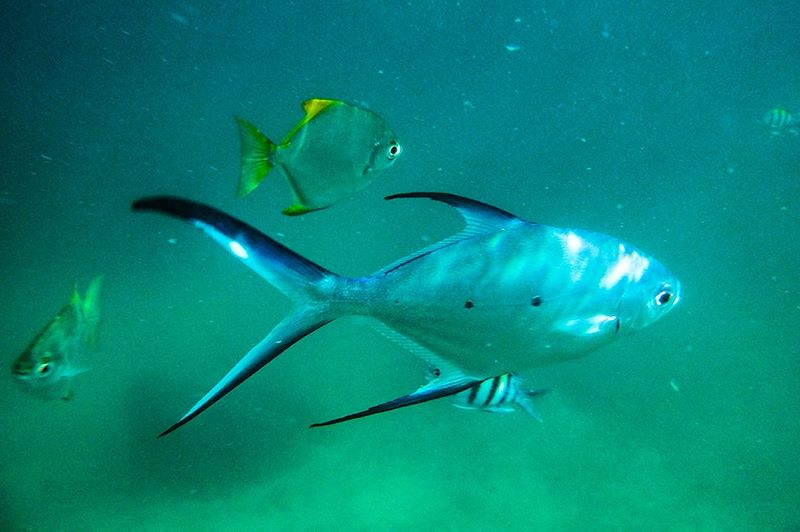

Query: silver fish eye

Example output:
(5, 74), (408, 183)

(36, 362), (51, 375)
(387, 142), (402, 160)
(654, 285), (674, 306)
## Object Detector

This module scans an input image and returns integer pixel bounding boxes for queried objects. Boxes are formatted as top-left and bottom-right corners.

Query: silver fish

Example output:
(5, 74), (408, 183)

(12, 277), (102, 400)
(236, 98), (402, 215)
(132, 192), (681, 434)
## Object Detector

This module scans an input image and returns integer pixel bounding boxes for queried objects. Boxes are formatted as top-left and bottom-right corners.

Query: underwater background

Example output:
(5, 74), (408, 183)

(1, 1), (798, 530)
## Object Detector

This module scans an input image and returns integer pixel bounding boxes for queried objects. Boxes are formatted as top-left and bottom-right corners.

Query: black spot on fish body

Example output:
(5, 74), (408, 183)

(464, 300), (474, 309)
(531, 296), (542, 307)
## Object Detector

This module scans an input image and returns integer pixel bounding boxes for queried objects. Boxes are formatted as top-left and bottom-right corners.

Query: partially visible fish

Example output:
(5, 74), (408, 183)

(132, 192), (681, 436)
(763, 107), (799, 136)
(450, 372), (548, 419)
(236, 98), (402, 215)
(11, 277), (102, 400)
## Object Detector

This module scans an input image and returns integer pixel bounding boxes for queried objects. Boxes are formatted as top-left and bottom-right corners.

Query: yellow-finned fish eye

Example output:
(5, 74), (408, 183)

(36, 362), (51, 375)
(387, 142), (402, 160)
(654, 285), (674, 306)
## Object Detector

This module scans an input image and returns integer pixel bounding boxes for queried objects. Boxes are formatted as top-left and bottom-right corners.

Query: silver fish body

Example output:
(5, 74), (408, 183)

(365, 220), (676, 374)
(133, 193), (681, 434)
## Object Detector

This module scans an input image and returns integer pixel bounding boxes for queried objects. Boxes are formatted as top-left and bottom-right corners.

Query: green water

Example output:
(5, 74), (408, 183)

(1, 2), (798, 530)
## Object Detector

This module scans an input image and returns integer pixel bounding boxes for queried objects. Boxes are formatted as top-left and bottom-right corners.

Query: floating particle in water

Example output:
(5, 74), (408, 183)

(504, 44), (522, 52)
(169, 12), (189, 26)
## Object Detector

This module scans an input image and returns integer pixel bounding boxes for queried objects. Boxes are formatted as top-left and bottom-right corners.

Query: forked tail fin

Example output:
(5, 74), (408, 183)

(235, 117), (276, 197)
(132, 196), (346, 436)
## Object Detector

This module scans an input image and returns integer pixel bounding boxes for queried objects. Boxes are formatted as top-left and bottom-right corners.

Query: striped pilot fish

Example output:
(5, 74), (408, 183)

(311, 372), (549, 427)
(451, 373), (548, 418)
(763, 107), (799, 136)
(132, 192), (681, 435)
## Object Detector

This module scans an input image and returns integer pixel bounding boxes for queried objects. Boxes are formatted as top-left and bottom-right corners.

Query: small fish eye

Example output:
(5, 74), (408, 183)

(387, 143), (401, 160)
(37, 363), (51, 375)
(654, 287), (673, 306)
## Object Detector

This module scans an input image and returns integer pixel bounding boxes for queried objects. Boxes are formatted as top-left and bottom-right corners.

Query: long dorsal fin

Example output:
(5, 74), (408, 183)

(377, 192), (525, 275)
(279, 98), (341, 145)
(385, 192), (523, 232)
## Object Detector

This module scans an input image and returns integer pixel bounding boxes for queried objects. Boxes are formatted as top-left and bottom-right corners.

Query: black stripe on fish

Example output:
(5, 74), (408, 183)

(483, 375), (501, 407)
(468, 382), (480, 404)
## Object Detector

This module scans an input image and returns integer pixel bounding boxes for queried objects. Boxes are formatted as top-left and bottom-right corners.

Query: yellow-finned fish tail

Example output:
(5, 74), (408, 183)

(235, 116), (276, 197)
(82, 276), (103, 348)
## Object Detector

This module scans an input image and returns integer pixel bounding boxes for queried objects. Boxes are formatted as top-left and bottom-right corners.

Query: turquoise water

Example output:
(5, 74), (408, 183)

(2, 2), (798, 530)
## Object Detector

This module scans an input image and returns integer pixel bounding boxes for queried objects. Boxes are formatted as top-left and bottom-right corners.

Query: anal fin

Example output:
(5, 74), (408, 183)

(310, 377), (481, 428)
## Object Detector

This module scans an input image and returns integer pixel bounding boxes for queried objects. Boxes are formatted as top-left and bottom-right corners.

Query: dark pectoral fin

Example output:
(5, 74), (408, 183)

(310, 378), (479, 428)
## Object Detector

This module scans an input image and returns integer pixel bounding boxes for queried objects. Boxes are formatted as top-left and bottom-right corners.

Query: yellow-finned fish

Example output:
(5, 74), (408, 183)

(11, 277), (102, 400)
(236, 98), (402, 215)
(763, 106), (799, 136)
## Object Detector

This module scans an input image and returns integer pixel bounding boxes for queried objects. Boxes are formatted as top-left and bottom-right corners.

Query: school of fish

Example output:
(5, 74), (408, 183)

(9, 96), (683, 437)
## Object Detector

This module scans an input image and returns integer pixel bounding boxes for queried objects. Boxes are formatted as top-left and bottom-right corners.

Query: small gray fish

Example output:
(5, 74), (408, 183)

(11, 277), (102, 400)
(236, 98), (402, 215)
